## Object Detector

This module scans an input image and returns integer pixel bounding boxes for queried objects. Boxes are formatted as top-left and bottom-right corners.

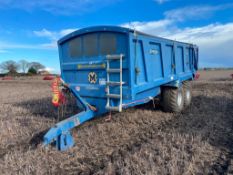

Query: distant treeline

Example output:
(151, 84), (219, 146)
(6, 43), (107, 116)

(0, 73), (58, 78)
(199, 67), (233, 71)
(0, 60), (46, 76)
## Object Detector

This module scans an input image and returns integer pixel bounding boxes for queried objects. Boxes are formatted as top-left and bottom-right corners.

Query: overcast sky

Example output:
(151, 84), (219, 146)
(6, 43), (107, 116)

(0, 0), (233, 72)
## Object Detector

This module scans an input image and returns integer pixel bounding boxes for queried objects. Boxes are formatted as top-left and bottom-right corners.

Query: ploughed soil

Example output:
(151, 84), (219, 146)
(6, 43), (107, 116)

(0, 70), (232, 174)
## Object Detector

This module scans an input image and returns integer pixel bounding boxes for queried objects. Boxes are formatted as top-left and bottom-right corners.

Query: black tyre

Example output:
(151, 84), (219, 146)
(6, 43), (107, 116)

(183, 81), (192, 107)
(162, 86), (184, 112)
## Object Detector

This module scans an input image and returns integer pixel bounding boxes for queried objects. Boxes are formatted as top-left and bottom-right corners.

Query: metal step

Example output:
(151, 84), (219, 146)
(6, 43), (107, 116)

(106, 54), (124, 60)
(106, 81), (125, 86)
(106, 106), (121, 112)
(107, 69), (121, 73)
(106, 93), (121, 99)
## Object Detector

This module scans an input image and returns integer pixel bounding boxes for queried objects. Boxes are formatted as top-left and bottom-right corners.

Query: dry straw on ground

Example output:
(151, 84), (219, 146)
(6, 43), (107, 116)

(0, 71), (232, 174)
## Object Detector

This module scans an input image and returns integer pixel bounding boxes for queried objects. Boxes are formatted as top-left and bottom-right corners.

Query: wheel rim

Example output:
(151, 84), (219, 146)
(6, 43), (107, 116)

(186, 89), (191, 101)
(177, 90), (182, 107)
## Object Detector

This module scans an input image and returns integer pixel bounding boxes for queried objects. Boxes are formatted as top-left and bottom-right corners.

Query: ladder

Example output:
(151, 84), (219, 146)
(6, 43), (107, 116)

(105, 54), (124, 112)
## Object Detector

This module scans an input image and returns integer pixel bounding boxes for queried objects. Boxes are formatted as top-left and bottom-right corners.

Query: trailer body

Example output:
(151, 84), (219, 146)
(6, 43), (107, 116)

(43, 26), (198, 150)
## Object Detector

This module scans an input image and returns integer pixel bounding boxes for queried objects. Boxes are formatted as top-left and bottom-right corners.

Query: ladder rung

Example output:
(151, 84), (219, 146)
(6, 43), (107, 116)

(106, 81), (125, 86)
(107, 69), (121, 73)
(106, 54), (124, 60)
(107, 93), (121, 99)
(106, 106), (121, 112)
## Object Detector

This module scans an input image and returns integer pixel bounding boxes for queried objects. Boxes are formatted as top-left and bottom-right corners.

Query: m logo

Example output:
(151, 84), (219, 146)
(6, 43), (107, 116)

(88, 72), (97, 84)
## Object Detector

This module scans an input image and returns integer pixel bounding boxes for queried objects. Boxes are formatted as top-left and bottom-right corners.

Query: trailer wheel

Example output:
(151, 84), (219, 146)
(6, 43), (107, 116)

(183, 81), (192, 107)
(162, 87), (184, 112)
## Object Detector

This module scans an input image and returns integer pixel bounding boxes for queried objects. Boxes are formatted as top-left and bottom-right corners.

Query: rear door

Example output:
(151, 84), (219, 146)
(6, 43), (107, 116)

(59, 31), (128, 98)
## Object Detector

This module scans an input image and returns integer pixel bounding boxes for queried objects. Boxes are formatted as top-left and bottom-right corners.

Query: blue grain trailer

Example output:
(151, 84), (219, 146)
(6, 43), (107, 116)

(43, 26), (198, 150)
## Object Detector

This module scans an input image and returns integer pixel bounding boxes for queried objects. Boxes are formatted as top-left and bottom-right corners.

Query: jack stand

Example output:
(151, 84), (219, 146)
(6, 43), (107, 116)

(105, 111), (112, 122)
(152, 98), (155, 109)
(56, 131), (74, 151)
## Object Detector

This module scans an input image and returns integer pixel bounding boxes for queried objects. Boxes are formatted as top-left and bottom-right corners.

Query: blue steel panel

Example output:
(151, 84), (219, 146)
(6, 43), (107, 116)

(130, 34), (196, 97)
(185, 48), (191, 72)
(134, 40), (147, 85)
(163, 45), (173, 77)
(176, 46), (184, 74)
(189, 48), (193, 70)
(147, 42), (163, 80)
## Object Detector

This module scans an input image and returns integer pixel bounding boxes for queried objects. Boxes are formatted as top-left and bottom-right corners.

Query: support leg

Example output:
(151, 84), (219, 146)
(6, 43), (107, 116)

(43, 110), (94, 150)
(56, 131), (74, 151)
(105, 112), (112, 122)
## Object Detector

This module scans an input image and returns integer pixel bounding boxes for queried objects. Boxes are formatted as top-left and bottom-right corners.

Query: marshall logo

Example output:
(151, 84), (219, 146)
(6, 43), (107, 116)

(88, 72), (97, 84)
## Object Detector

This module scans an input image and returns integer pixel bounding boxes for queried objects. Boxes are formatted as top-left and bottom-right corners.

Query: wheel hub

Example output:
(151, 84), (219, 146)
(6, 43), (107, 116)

(186, 90), (191, 101)
(177, 90), (182, 107)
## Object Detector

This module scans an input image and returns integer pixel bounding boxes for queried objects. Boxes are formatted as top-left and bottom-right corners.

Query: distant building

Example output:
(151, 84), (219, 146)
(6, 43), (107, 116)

(38, 70), (50, 75)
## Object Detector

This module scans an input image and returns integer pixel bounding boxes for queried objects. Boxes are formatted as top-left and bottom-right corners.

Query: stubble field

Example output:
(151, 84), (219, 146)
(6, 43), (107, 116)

(0, 70), (232, 175)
